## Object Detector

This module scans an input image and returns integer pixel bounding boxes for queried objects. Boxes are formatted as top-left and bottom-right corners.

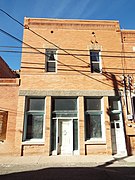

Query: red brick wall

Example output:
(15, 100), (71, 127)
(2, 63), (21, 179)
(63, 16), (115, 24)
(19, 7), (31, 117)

(0, 78), (19, 155)
(0, 57), (18, 78)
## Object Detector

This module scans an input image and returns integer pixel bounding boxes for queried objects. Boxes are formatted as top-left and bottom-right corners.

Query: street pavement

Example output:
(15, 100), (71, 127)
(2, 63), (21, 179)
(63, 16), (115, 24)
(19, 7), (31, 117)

(0, 155), (135, 179)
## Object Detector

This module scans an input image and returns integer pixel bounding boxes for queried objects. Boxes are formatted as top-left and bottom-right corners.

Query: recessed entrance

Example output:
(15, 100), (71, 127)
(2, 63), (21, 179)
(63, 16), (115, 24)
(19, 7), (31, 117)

(51, 97), (78, 156)
(51, 118), (78, 155)
(58, 119), (73, 155)
(109, 97), (127, 156)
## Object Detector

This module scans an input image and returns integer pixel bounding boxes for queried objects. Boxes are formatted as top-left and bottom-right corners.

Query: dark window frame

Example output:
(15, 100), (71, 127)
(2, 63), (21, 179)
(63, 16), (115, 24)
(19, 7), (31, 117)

(45, 49), (57, 72)
(84, 97), (104, 141)
(23, 97), (45, 142)
(90, 50), (101, 73)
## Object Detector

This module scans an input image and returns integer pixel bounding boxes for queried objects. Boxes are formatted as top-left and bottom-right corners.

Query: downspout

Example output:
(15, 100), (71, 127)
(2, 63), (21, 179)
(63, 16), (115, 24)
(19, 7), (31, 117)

(121, 32), (129, 116)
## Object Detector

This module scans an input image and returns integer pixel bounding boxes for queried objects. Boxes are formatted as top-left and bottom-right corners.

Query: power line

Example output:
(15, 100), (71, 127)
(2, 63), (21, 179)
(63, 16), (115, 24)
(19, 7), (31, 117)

(1, 49), (135, 59)
(0, 28), (45, 55)
(0, 28), (114, 88)
(0, 9), (133, 89)
(0, 9), (24, 27)
(0, 9), (90, 65)
(1, 45), (135, 54)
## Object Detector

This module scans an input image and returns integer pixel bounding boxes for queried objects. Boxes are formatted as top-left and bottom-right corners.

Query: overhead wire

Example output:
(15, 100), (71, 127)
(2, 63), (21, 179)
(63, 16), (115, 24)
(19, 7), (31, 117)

(0, 9), (134, 88)
(1, 49), (135, 59)
(0, 8), (89, 65)
(1, 45), (135, 54)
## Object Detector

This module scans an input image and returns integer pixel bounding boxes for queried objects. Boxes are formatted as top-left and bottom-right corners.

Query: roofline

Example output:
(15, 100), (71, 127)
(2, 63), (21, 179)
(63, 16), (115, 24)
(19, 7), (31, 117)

(24, 17), (119, 24)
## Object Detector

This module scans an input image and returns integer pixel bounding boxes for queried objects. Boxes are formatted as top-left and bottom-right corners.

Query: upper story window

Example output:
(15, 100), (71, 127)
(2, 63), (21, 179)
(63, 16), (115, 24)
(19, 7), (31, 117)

(45, 49), (57, 72)
(90, 50), (101, 73)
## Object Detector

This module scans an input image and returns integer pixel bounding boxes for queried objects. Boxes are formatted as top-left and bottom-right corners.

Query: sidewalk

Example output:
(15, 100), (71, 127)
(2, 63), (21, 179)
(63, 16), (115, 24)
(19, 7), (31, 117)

(0, 155), (135, 178)
(0, 155), (135, 167)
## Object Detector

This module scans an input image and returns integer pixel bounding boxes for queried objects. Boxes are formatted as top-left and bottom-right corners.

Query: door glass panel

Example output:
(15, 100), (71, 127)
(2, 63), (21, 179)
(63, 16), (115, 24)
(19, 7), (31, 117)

(109, 97), (120, 111)
(73, 119), (78, 150)
(51, 119), (56, 151)
(116, 123), (120, 128)
(110, 114), (120, 121)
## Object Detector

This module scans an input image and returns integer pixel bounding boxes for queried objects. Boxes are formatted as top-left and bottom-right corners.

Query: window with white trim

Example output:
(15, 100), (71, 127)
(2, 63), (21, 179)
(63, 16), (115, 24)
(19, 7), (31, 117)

(23, 97), (45, 142)
(45, 49), (57, 72)
(85, 97), (104, 141)
(90, 50), (101, 73)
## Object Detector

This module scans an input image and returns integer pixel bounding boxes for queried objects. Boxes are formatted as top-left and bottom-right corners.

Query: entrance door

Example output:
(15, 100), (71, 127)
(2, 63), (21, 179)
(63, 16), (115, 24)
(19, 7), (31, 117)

(58, 119), (73, 155)
(111, 120), (127, 155)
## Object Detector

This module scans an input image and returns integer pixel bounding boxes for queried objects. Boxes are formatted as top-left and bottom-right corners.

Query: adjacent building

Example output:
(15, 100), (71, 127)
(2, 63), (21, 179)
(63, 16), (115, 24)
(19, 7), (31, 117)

(0, 56), (19, 155)
(1, 18), (135, 156)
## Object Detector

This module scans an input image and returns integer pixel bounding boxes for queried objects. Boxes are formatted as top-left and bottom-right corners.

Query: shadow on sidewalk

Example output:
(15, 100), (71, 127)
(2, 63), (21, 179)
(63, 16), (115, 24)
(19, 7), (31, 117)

(0, 166), (135, 180)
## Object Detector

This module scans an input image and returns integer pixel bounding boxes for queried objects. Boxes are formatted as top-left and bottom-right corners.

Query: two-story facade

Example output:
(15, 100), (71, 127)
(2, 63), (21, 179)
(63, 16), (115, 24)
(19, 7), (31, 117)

(13, 18), (135, 156)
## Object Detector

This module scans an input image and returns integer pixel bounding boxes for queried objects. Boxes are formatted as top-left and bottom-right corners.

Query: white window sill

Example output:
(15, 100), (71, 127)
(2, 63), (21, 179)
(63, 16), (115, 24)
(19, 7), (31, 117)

(22, 140), (44, 145)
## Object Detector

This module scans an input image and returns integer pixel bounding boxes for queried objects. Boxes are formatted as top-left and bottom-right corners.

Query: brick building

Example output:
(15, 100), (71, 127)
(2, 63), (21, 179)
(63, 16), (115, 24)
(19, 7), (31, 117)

(0, 56), (19, 155)
(13, 18), (135, 156)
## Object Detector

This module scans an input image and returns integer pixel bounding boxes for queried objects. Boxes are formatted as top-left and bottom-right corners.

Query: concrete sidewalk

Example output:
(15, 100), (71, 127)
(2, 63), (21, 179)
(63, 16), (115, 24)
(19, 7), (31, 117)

(0, 155), (135, 178)
(0, 155), (135, 167)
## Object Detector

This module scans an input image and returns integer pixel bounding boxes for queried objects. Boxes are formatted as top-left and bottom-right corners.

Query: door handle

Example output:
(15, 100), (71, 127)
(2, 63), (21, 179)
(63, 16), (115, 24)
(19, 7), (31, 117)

(58, 136), (59, 143)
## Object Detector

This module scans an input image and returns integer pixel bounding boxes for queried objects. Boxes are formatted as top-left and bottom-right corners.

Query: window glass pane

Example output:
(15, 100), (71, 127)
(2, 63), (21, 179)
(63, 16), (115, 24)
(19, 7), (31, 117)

(85, 98), (101, 111)
(28, 98), (45, 111)
(48, 52), (55, 61)
(91, 63), (100, 73)
(26, 114), (43, 139)
(46, 49), (56, 61)
(47, 62), (56, 72)
(86, 114), (102, 140)
(90, 51), (99, 61)
(52, 98), (77, 111)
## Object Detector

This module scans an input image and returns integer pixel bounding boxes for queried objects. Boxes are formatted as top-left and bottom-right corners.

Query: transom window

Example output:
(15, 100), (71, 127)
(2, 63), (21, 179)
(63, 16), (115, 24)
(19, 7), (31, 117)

(45, 49), (57, 72)
(85, 97), (104, 141)
(52, 97), (77, 118)
(23, 97), (45, 142)
(90, 50), (101, 73)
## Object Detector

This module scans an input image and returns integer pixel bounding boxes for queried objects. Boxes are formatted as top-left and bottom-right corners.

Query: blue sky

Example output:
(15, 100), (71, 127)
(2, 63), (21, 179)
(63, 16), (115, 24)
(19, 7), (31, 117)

(0, 0), (134, 70)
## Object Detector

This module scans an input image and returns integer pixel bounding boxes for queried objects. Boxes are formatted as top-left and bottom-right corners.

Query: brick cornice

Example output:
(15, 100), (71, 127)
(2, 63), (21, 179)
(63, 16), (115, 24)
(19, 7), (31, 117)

(24, 18), (120, 31)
